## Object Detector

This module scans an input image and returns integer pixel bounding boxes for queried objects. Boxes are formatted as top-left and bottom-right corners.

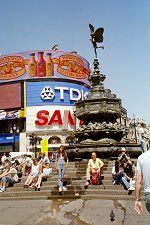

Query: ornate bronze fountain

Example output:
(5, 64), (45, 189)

(74, 24), (128, 144)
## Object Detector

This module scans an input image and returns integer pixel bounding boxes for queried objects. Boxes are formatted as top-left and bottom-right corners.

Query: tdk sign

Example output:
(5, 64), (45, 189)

(41, 87), (55, 100)
(40, 86), (89, 102)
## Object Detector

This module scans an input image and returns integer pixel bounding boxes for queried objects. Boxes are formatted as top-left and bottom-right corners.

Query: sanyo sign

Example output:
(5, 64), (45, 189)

(40, 86), (90, 102)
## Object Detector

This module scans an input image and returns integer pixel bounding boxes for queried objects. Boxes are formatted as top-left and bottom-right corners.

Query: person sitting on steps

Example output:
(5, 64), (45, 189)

(85, 152), (104, 189)
(32, 162), (52, 191)
(111, 159), (123, 185)
(0, 162), (18, 192)
(121, 161), (136, 191)
(23, 158), (42, 188)
(117, 147), (130, 164)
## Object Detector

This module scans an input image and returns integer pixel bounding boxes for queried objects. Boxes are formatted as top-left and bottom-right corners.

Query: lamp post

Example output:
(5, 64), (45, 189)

(73, 104), (77, 145)
(10, 124), (17, 152)
(29, 133), (38, 156)
(73, 104), (76, 131)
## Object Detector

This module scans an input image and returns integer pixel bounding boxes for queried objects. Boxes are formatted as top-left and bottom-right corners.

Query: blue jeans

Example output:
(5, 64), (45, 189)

(121, 177), (130, 189)
(57, 161), (65, 189)
(114, 172), (122, 185)
(1, 176), (15, 184)
(141, 139), (147, 153)
(145, 193), (150, 213)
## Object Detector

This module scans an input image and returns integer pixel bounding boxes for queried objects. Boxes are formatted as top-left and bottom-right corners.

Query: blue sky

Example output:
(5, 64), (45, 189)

(1, 0), (150, 123)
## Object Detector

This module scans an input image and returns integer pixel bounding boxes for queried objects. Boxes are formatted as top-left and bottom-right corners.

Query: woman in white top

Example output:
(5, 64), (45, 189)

(33, 163), (52, 190)
(23, 158), (41, 188)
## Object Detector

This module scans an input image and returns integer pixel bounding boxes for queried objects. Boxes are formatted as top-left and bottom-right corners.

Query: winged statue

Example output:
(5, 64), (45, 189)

(89, 24), (104, 58)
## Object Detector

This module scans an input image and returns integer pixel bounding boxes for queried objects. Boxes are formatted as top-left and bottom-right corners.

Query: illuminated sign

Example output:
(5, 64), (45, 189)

(35, 109), (75, 126)
(34, 109), (82, 129)
(26, 81), (90, 106)
(0, 51), (90, 85)
(26, 106), (81, 132)
(40, 86), (89, 101)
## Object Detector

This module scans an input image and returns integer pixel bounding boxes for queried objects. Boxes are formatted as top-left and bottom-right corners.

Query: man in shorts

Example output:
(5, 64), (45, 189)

(134, 148), (150, 215)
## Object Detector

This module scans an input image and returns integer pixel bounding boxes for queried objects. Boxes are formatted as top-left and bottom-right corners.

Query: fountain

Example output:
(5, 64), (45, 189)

(75, 24), (128, 145)
(66, 24), (140, 159)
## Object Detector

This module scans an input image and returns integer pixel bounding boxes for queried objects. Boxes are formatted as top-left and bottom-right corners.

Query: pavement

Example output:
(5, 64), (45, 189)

(0, 198), (149, 225)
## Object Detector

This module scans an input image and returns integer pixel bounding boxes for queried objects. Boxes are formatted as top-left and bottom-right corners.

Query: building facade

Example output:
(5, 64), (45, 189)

(0, 50), (90, 154)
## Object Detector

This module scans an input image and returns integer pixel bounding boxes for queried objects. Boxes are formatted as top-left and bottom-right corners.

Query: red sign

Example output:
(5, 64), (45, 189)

(35, 109), (75, 126)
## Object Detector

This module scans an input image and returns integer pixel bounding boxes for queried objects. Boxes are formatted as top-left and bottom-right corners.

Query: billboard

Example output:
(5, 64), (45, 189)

(0, 110), (18, 120)
(26, 81), (90, 107)
(0, 50), (90, 85)
(0, 83), (22, 110)
(26, 105), (80, 132)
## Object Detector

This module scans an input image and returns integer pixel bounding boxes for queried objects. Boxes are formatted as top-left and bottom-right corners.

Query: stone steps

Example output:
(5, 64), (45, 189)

(0, 159), (141, 201)
(82, 194), (144, 201)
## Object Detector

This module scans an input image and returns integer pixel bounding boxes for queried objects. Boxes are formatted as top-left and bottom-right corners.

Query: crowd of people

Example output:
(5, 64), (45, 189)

(84, 148), (136, 192)
(111, 147), (136, 191)
(0, 143), (150, 216)
(0, 152), (52, 192)
(0, 145), (68, 194)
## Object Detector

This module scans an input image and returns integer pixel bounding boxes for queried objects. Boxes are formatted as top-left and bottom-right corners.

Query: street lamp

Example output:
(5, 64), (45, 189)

(73, 104), (76, 131)
(29, 133), (38, 156)
(73, 104), (78, 145)
(10, 124), (17, 151)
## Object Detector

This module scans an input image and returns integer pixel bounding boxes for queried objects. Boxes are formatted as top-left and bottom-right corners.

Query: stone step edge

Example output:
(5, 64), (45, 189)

(0, 195), (80, 201)
(81, 195), (144, 201)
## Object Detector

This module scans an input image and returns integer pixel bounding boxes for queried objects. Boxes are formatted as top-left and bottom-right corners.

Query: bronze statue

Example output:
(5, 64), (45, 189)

(89, 24), (104, 58)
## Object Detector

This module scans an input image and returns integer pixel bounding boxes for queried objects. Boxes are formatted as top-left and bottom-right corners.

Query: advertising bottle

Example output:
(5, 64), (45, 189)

(28, 53), (37, 77)
(46, 53), (54, 76)
(37, 52), (46, 77)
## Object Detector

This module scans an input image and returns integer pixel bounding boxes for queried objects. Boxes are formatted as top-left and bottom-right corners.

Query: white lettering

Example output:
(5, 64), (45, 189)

(55, 87), (69, 100)
(70, 88), (81, 101)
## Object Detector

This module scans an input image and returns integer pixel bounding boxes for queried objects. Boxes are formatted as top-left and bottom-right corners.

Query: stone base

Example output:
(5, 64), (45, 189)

(65, 143), (141, 160)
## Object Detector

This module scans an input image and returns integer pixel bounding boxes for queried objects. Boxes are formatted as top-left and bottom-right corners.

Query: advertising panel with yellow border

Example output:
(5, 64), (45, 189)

(0, 50), (90, 86)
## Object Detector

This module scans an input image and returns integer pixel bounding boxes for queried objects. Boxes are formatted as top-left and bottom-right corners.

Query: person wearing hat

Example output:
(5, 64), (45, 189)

(118, 147), (130, 163)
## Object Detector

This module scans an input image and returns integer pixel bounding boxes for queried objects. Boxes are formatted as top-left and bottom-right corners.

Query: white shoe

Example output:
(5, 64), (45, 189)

(128, 187), (135, 191)
(0, 187), (5, 192)
(62, 186), (67, 191)
(59, 187), (62, 192)
(85, 181), (90, 189)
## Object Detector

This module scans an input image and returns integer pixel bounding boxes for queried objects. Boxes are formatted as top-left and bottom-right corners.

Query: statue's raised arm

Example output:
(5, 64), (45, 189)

(89, 24), (104, 58)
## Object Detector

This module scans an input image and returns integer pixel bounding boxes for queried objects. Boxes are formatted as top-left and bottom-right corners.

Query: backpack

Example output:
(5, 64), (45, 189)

(91, 172), (99, 185)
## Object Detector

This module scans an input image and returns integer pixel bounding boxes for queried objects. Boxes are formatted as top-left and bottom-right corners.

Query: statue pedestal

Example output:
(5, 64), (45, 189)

(65, 143), (141, 160)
